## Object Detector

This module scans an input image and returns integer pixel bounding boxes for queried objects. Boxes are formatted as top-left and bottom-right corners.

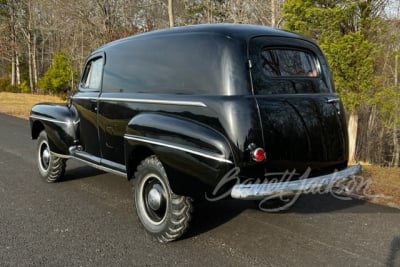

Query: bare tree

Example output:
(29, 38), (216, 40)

(2, 0), (20, 87)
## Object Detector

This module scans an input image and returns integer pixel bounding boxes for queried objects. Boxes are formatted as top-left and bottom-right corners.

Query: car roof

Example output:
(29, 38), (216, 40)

(96, 24), (310, 52)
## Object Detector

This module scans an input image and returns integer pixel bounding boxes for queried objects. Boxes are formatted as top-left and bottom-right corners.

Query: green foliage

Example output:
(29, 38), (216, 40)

(0, 76), (31, 93)
(19, 80), (30, 93)
(39, 50), (74, 95)
(372, 86), (400, 128)
(0, 75), (18, 93)
(0, 75), (9, 91)
(283, 0), (384, 112)
(321, 32), (379, 111)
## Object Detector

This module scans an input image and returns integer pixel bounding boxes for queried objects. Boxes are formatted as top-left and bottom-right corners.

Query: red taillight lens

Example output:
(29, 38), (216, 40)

(252, 148), (266, 162)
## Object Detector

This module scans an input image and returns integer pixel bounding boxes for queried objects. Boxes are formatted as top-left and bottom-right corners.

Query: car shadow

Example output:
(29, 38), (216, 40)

(61, 165), (106, 182)
(183, 193), (399, 240)
(55, 163), (400, 241)
(386, 236), (400, 267)
(182, 198), (256, 239)
(290, 194), (400, 214)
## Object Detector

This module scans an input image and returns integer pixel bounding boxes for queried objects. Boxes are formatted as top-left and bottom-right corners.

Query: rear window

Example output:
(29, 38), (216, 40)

(260, 49), (319, 77)
(250, 37), (333, 94)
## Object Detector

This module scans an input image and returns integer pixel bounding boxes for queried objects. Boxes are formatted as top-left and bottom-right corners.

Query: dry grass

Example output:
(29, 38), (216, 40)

(362, 165), (400, 209)
(0, 92), (399, 209)
(0, 92), (65, 119)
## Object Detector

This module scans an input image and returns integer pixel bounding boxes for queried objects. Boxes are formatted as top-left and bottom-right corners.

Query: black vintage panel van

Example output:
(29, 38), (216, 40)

(29, 24), (360, 242)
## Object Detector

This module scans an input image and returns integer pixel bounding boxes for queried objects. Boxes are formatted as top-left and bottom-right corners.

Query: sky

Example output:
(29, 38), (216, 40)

(386, 0), (400, 18)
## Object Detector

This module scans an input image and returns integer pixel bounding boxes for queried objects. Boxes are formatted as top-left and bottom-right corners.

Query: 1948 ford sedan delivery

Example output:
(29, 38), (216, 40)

(30, 24), (361, 242)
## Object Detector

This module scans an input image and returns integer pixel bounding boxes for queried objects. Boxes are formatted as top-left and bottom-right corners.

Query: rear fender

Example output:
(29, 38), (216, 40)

(30, 103), (79, 155)
(124, 113), (235, 197)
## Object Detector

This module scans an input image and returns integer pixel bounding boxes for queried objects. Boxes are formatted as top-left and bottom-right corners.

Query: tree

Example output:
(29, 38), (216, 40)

(38, 50), (74, 95)
(16, 0), (38, 93)
(283, 0), (387, 163)
(0, 0), (20, 87)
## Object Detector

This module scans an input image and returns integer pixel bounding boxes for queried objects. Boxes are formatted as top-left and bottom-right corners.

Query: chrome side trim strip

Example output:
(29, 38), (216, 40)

(30, 114), (79, 125)
(124, 134), (233, 164)
(82, 96), (207, 107)
(71, 96), (98, 101)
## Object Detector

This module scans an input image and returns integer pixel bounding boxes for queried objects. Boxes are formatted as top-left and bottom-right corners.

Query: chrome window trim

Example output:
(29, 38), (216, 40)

(124, 134), (233, 164)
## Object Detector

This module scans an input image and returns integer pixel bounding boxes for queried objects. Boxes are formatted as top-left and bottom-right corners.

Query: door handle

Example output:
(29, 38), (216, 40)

(326, 98), (340, 104)
(89, 99), (98, 111)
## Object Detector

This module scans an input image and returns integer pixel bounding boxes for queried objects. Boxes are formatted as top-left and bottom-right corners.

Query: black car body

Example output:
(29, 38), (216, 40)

(30, 24), (360, 242)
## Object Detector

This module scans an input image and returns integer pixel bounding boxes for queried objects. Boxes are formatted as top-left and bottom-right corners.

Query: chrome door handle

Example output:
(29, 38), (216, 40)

(327, 98), (340, 104)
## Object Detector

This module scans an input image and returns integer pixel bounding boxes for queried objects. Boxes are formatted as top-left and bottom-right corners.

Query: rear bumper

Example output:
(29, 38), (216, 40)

(231, 163), (361, 200)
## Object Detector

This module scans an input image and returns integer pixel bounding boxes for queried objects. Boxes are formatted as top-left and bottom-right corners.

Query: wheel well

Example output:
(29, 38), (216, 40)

(127, 146), (154, 180)
(31, 121), (45, 139)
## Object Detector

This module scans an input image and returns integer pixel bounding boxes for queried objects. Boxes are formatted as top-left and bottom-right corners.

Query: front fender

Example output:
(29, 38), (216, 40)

(30, 103), (79, 155)
(124, 113), (235, 197)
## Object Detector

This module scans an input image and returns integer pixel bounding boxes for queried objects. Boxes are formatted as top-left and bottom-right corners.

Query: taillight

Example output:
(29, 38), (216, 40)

(251, 147), (266, 162)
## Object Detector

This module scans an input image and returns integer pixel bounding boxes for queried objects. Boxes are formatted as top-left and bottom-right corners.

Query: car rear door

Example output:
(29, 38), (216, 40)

(249, 36), (348, 172)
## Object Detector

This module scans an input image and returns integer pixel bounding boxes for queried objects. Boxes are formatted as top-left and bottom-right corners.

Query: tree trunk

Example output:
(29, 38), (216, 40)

(366, 106), (377, 163)
(207, 0), (213, 24)
(271, 0), (276, 27)
(28, 0), (34, 93)
(393, 54), (399, 166)
(11, 56), (15, 87)
(168, 0), (174, 28)
(16, 50), (21, 86)
(393, 125), (400, 166)
(10, 4), (16, 87)
(33, 32), (38, 90)
(348, 112), (358, 163)
(28, 33), (34, 92)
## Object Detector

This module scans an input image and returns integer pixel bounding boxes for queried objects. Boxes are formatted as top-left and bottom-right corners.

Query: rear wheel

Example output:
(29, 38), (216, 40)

(37, 130), (66, 182)
(133, 155), (192, 243)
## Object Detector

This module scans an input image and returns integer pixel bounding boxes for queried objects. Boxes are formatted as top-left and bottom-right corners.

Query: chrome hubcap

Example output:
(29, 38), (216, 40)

(39, 141), (50, 171)
(143, 178), (167, 223)
(148, 186), (163, 211)
(42, 148), (50, 165)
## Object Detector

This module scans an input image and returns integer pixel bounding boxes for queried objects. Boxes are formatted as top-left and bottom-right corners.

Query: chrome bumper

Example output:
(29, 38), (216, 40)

(231, 163), (362, 200)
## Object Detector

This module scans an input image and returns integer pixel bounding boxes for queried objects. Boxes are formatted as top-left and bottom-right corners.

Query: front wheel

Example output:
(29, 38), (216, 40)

(37, 130), (66, 182)
(133, 155), (192, 243)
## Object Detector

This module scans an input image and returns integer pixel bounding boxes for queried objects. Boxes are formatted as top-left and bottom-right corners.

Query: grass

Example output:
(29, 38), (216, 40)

(0, 92), (65, 119)
(0, 92), (399, 209)
(362, 165), (400, 209)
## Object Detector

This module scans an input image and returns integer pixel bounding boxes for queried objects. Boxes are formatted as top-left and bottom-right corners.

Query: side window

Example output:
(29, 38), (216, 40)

(80, 57), (104, 90)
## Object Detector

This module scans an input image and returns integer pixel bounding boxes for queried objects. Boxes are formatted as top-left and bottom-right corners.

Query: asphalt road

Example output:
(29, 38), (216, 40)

(0, 113), (399, 267)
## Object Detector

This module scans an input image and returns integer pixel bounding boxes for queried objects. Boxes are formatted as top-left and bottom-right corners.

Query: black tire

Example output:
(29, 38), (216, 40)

(37, 130), (66, 182)
(133, 155), (192, 243)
